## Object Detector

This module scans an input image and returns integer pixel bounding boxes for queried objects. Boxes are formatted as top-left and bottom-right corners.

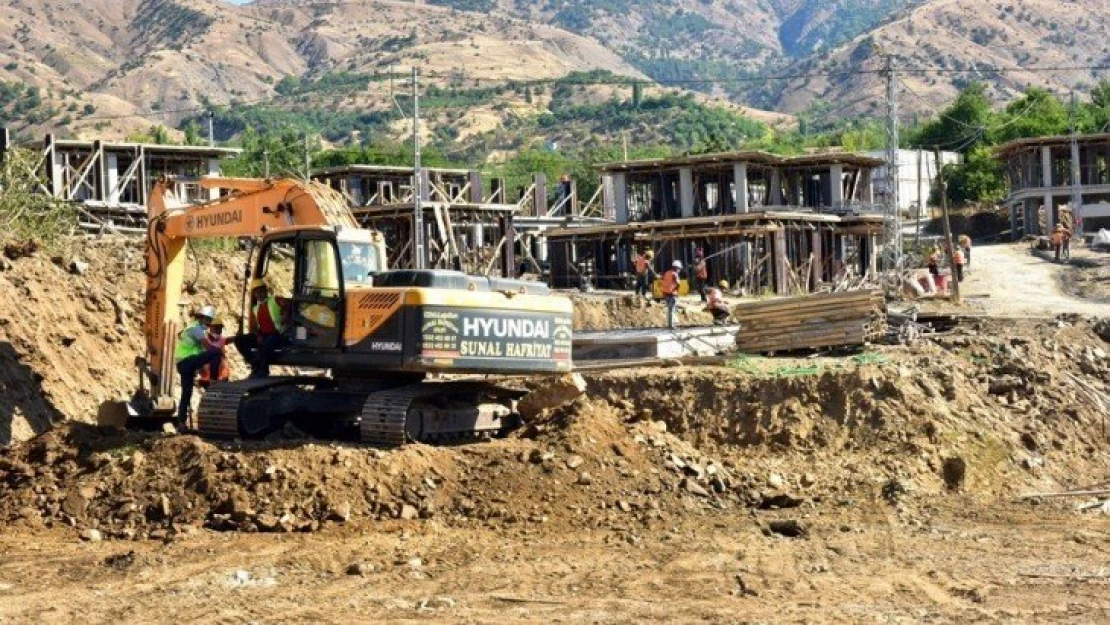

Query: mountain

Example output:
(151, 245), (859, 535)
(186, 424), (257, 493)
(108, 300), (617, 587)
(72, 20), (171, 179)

(0, 0), (1105, 152)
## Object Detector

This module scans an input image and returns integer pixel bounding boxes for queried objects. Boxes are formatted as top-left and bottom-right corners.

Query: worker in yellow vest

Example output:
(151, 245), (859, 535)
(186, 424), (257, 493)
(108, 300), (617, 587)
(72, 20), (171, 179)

(175, 305), (223, 429)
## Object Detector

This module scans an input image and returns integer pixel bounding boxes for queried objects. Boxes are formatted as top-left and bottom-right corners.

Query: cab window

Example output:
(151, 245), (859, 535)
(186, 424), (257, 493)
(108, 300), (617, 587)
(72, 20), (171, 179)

(300, 239), (341, 298)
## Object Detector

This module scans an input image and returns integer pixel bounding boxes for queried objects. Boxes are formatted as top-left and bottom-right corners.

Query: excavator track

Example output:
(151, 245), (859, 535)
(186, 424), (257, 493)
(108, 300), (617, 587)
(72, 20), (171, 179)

(196, 383), (250, 438)
(196, 377), (304, 439)
(358, 385), (427, 447)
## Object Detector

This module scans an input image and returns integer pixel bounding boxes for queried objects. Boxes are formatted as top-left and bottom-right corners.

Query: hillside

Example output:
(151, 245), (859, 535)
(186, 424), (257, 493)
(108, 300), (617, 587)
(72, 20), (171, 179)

(0, 0), (1105, 156)
(772, 0), (1110, 115)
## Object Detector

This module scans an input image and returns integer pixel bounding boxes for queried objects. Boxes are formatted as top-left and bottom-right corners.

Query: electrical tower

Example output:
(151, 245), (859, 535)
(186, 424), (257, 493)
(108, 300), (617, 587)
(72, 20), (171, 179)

(882, 54), (902, 273)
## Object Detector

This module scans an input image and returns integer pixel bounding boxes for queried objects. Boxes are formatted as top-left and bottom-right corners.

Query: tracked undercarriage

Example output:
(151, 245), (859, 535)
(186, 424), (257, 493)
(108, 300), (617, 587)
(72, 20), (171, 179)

(195, 377), (525, 446)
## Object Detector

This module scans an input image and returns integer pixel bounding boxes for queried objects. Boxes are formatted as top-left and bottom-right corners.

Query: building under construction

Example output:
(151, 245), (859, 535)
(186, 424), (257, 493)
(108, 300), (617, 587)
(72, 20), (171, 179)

(996, 133), (1110, 236)
(546, 151), (887, 293)
(312, 165), (609, 278)
(0, 128), (239, 232)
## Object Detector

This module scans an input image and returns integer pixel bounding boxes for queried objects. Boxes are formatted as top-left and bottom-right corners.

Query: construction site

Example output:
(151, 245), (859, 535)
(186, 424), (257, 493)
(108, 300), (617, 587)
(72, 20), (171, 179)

(0, 124), (1109, 623)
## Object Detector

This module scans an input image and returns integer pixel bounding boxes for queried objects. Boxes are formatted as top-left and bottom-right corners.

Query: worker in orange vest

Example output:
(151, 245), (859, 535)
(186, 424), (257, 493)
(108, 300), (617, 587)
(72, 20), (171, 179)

(633, 249), (655, 298)
(662, 260), (681, 329)
(953, 247), (966, 282)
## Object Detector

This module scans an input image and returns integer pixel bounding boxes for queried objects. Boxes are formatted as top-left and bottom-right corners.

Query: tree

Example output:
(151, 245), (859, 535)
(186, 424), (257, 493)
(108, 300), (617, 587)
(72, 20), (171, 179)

(989, 88), (1069, 144)
(0, 148), (76, 246)
(910, 83), (991, 154)
(940, 146), (1006, 206)
(183, 121), (205, 146)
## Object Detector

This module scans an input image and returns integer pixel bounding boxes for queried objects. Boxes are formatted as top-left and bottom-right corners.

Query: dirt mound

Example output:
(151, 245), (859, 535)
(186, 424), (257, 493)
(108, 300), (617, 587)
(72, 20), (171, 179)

(2, 317), (1105, 541)
(572, 292), (711, 331)
(0, 238), (248, 445)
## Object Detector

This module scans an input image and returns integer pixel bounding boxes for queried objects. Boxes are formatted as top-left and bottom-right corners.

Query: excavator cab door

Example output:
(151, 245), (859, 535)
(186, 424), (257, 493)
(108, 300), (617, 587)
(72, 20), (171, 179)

(291, 232), (345, 351)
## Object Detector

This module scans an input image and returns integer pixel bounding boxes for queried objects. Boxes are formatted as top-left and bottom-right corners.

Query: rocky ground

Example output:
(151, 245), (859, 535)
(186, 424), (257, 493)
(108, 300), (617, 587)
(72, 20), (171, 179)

(0, 239), (1108, 622)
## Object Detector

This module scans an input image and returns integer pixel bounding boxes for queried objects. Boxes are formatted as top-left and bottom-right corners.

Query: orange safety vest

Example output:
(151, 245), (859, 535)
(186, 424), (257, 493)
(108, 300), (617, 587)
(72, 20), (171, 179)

(1050, 231), (1063, 246)
(695, 259), (708, 280)
(634, 255), (650, 275)
(661, 270), (679, 296)
(953, 250), (965, 265)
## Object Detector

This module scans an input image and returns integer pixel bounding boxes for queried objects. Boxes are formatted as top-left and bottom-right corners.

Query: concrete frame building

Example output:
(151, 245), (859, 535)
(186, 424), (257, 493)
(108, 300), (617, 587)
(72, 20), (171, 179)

(0, 128), (239, 232)
(866, 148), (960, 213)
(996, 133), (1110, 237)
(312, 165), (608, 278)
(547, 151), (887, 293)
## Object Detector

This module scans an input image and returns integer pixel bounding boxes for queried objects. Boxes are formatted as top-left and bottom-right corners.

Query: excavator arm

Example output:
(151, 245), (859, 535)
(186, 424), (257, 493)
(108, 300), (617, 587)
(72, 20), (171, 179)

(132, 176), (363, 420)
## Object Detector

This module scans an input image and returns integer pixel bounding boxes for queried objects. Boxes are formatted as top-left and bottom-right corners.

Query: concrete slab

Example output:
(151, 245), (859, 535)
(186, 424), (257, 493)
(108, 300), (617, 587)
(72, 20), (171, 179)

(573, 325), (740, 361)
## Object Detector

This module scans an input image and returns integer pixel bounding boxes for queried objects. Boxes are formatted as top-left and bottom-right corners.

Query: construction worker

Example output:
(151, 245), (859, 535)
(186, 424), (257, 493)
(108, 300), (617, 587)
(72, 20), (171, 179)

(957, 234), (972, 273)
(926, 246), (940, 278)
(705, 280), (730, 325)
(693, 251), (708, 302)
(197, 317), (231, 388)
(662, 260), (681, 329)
(235, 279), (291, 378)
(633, 249), (655, 298)
(953, 246), (966, 282)
(175, 305), (222, 429)
(1059, 223), (1073, 261)
(1051, 223), (1067, 262)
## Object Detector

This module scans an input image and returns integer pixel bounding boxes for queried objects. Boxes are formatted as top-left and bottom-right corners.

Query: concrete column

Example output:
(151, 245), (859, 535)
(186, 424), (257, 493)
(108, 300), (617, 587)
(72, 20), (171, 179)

(207, 157), (220, 200)
(1010, 203), (1018, 241)
(469, 170), (483, 204)
(106, 153), (120, 204)
(679, 167), (694, 217)
(773, 228), (788, 294)
(733, 163), (749, 213)
(769, 169), (783, 205)
(829, 165), (844, 207)
(810, 229), (823, 284)
(1041, 146), (1054, 231)
(611, 173), (629, 224)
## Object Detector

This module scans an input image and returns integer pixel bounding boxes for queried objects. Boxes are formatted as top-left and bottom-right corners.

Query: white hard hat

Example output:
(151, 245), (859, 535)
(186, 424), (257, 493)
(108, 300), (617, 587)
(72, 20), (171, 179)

(672, 260), (683, 269)
(197, 305), (216, 320)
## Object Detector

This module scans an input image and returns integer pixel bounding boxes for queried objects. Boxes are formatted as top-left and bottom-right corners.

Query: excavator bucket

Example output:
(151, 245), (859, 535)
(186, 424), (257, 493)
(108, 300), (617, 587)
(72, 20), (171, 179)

(96, 400), (133, 428)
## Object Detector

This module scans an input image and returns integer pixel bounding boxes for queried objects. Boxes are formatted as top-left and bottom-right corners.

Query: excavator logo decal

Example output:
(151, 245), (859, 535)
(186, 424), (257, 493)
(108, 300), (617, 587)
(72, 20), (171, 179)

(184, 209), (243, 232)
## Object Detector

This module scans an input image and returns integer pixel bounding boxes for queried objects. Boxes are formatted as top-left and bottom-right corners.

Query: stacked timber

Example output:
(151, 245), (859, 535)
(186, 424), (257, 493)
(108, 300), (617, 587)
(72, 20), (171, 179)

(734, 290), (886, 353)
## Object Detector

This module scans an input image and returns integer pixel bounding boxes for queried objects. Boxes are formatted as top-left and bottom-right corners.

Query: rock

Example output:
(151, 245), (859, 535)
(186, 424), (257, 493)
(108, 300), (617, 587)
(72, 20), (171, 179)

(759, 491), (805, 509)
(255, 514), (280, 532)
(161, 422), (178, 435)
(616, 500), (632, 513)
(576, 471), (593, 486)
(766, 519), (807, 538)
(346, 561), (376, 576)
(565, 455), (584, 469)
(68, 260), (90, 276)
(527, 449), (544, 464)
(327, 501), (352, 523)
(407, 557), (423, 569)
(399, 504), (419, 520)
(801, 473), (817, 488)
(1022, 455), (1044, 470)
(767, 473), (785, 489)
(432, 596), (456, 609)
(124, 452), (145, 472)
(62, 487), (94, 518)
(942, 457), (967, 491)
(881, 479), (907, 503)
(682, 478), (711, 498)
(517, 373), (587, 419)
(79, 528), (103, 542)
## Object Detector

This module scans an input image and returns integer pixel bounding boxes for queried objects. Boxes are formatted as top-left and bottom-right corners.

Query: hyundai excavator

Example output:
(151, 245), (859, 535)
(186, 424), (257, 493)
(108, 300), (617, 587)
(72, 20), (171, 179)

(127, 176), (573, 445)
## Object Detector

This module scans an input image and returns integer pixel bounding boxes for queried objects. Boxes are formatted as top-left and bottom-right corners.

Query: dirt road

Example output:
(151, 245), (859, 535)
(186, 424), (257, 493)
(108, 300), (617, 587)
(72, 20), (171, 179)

(962, 243), (1107, 317)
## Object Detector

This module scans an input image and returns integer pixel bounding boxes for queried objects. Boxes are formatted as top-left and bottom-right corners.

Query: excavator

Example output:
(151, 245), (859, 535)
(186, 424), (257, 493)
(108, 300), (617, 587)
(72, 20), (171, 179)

(126, 176), (574, 445)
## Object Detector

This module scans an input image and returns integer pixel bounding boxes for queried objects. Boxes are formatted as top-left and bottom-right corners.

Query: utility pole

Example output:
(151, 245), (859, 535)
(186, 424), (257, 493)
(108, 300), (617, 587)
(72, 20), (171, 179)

(622, 132), (628, 161)
(883, 54), (902, 273)
(206, 110), (214, 147)
(1069, 91), (1084, 236)
(412, 66), (426, 270)
(263, 148), (270, 179)
(915, 147), (924, 250)
(935, 147), (960, 304)
(303, 133), (310, 182)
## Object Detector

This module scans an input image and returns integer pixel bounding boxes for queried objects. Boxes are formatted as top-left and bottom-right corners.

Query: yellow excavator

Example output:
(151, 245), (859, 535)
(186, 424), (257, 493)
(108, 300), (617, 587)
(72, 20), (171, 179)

(128, 176), (573, 445)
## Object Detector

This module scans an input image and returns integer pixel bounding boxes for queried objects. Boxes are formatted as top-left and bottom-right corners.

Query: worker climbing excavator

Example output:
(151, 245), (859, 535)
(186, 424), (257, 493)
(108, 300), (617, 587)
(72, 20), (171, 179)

(128, 176), (573, 445)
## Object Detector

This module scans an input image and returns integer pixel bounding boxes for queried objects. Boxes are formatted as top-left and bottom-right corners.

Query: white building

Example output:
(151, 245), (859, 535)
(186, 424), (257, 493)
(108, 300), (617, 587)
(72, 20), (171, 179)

(867, 149), (960, 213)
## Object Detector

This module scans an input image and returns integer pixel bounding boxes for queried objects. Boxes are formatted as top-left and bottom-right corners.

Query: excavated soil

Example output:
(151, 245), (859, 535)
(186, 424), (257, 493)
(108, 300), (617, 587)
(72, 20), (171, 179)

(571, 292), (712, 331)
(0, 239), (1109, 622)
